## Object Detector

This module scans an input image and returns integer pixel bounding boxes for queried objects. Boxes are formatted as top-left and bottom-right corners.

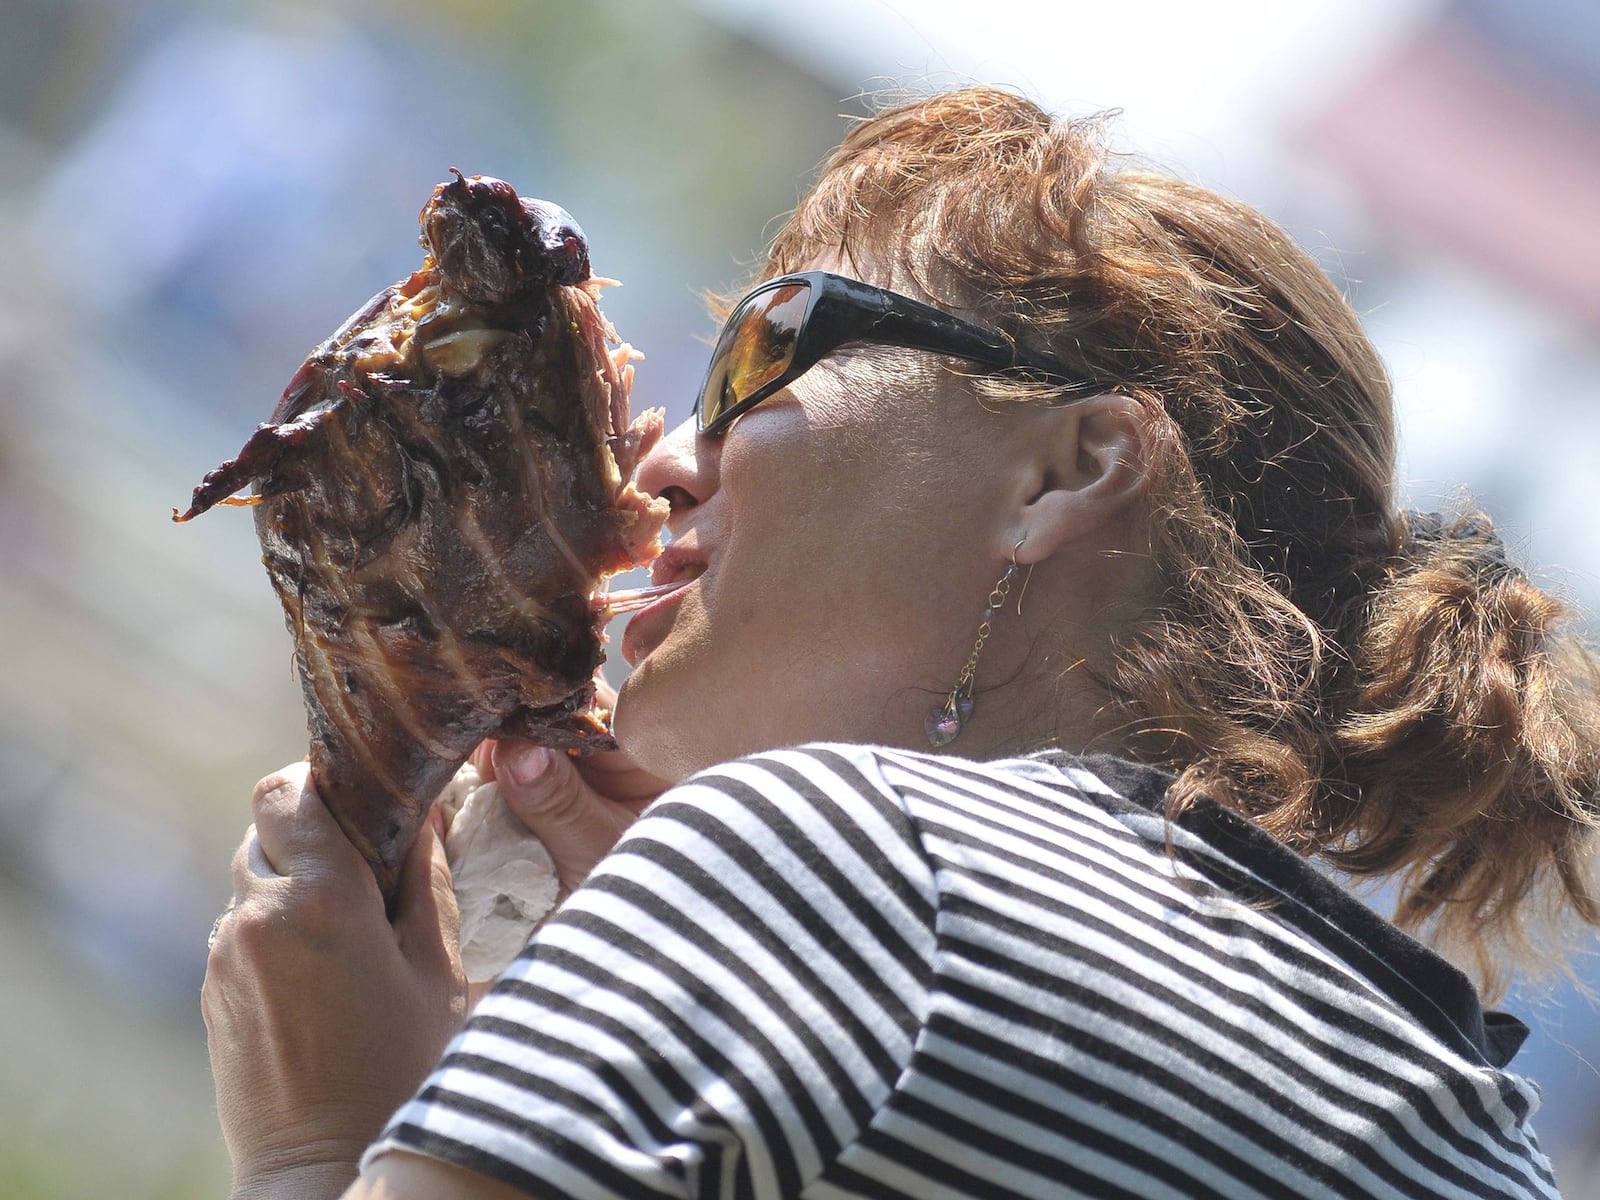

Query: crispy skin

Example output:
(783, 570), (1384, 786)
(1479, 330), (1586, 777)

(178, 173), (666, 900)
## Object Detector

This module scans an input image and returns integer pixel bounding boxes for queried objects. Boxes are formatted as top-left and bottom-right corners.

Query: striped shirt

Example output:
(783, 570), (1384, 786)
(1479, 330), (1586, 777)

(368, 744), (1557, 1199)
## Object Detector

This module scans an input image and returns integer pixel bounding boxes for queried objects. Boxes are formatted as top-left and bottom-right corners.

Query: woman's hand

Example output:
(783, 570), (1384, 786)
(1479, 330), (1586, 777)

(202, 763), (468, 1200)
(472, 685), (672, 895)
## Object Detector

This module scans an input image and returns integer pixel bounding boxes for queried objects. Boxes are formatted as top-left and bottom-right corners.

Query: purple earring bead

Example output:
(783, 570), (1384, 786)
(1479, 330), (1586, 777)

(924, 689), (975, 748)
(924, 707), (962, 747)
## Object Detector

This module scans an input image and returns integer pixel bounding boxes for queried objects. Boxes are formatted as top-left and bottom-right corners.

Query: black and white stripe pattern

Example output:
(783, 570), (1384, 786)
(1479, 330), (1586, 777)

(370, 744), (1557, 1199)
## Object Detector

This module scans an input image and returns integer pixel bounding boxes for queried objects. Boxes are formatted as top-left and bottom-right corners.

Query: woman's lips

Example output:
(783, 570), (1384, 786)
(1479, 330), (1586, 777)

(621, 575), (695, 666)
(648, 545), (705, 589)
(621, 546), (706, 666)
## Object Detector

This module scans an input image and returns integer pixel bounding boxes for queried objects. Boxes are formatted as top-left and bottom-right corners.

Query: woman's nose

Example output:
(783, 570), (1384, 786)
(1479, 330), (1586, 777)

(634, 416), (716, 524)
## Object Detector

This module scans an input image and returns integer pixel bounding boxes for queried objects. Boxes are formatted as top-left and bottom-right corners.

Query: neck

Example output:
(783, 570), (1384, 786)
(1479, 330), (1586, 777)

(941, 553), (1150, 763)
(947, 655), (1124, 761)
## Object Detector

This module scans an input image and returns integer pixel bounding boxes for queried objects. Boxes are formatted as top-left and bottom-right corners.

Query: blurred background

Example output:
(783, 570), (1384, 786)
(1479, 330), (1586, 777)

(1, 0), (1596, 1195)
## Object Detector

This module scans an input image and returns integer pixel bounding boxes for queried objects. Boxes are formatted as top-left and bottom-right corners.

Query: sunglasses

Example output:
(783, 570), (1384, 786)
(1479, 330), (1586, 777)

(695, 270), (1090, 436)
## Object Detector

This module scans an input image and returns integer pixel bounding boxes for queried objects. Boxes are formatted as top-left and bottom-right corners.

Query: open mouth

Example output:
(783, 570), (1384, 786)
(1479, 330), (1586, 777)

(594, 547), (705, 619)
(594, 579), (687, 617)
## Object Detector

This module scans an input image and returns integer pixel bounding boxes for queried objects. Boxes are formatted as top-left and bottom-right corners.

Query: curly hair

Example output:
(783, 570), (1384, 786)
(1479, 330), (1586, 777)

(761, 86), (1600, 998)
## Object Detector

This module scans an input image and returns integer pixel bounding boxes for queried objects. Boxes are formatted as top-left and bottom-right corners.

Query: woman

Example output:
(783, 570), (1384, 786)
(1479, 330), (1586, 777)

(204, 88), (1600, 1199)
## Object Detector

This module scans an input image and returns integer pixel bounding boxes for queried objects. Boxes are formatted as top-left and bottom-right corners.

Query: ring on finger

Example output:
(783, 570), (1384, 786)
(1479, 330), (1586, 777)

(207, 900), (239, 949)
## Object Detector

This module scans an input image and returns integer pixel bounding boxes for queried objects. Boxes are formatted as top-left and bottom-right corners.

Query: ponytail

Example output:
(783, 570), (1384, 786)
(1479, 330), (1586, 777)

(1119, 501), (1600, 1001)
(1332, 510), (1600, 995)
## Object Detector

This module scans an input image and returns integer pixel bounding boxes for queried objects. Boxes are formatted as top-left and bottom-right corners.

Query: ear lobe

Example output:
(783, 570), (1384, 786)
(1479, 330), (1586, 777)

(1008, 394), (1149, 564)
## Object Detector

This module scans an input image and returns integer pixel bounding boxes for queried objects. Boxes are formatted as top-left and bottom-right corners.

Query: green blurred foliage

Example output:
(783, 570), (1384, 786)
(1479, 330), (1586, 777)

(387, 0), (856, 285)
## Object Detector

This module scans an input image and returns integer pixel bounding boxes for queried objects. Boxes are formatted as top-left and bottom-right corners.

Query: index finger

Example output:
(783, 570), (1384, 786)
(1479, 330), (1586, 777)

(471, 671), (622, 787)
(251, 761), (373, 884)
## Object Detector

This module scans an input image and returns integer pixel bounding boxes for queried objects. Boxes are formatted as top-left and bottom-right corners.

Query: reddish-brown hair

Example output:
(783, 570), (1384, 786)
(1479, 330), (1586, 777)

(763, 87), (1600, 997)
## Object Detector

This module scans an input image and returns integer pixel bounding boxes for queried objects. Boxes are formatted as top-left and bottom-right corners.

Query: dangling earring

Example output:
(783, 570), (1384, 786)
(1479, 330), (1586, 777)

(924, 541), (1033, 748)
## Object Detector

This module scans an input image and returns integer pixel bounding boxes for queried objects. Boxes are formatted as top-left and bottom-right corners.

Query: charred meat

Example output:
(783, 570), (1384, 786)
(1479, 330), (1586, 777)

(177, 172), (667, 900)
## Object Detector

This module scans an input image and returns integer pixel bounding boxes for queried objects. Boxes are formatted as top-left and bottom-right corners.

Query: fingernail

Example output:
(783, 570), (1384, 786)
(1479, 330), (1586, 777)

(501, 744), (552, 787)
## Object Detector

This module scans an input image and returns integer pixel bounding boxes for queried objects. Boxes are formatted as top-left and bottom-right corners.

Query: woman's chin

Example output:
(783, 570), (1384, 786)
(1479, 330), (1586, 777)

(611, 666), (698, 785)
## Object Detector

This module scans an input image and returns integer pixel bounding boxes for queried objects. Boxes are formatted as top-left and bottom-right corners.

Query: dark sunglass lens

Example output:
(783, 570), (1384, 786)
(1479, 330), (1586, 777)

(699, 282), (810, 429)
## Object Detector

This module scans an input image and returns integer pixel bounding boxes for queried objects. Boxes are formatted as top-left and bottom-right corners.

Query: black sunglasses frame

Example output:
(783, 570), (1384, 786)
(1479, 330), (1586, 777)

(695, 271), (1089, 436)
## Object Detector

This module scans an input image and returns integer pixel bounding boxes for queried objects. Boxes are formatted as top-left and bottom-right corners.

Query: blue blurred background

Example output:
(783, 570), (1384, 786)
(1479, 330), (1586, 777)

(2, 1), (1597, 1196)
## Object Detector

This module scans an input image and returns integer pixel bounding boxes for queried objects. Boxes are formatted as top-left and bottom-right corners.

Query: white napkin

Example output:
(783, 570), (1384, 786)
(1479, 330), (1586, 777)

(435, 763), (560, 984)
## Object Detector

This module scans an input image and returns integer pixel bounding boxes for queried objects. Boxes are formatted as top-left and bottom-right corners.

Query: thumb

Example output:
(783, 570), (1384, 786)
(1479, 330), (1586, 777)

(393, 806), (462, 974)
(494, 741), (635, 892)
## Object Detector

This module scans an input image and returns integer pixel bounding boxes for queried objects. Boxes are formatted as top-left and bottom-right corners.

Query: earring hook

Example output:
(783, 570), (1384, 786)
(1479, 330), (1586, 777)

(1012, 538), (1035, 617)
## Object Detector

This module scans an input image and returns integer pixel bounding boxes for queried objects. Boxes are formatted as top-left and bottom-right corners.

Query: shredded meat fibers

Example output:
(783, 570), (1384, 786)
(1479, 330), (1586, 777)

(177, 173), (666, 900)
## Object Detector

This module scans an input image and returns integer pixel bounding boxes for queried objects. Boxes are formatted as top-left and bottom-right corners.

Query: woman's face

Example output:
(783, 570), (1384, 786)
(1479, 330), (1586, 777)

(614, 271), (1031, 781)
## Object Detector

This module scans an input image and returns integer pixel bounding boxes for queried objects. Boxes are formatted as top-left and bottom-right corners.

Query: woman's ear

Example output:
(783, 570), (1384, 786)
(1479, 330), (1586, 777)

(1004, 393), (1149, 564)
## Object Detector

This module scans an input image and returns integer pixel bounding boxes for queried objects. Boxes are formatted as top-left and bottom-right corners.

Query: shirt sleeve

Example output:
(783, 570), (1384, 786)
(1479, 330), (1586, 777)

(365, 744), (939, 1200)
